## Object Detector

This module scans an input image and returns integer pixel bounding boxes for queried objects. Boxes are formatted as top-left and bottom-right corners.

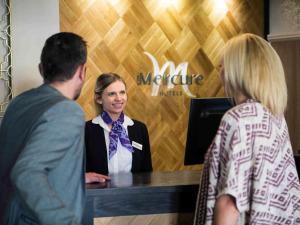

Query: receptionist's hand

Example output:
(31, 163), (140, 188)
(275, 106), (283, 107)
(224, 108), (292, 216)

(85, 172), (111, 183)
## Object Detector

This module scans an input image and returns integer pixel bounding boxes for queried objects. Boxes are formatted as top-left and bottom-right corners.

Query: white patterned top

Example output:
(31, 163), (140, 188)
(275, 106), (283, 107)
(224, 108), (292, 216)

(194, 100), (300, 225)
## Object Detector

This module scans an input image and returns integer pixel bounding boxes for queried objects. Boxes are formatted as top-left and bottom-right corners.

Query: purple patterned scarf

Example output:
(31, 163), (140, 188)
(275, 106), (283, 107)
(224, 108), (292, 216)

(101, 111), (134, 159)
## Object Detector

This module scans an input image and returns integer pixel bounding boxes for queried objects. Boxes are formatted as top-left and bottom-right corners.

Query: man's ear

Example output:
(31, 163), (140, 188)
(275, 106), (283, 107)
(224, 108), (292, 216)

(78, 63), (87, 81)
(38, 63), (43, 76)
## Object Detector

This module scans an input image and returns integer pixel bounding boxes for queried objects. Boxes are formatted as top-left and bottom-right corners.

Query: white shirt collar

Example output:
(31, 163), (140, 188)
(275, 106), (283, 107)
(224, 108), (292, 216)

(92, 114), (134, 131)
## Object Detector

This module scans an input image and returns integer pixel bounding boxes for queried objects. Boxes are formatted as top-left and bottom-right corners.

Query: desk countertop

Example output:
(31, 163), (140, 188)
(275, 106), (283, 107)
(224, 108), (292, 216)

(84, 170), (201, 219)
(86, 170), (201, 195)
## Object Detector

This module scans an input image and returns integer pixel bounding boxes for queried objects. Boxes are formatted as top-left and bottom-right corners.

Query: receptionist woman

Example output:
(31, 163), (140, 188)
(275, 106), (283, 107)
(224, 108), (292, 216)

(85, 73), (152, 183)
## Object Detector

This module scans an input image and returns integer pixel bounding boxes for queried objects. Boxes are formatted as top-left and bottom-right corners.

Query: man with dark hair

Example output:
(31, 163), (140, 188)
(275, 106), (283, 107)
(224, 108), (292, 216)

(0, 32), (87, 225)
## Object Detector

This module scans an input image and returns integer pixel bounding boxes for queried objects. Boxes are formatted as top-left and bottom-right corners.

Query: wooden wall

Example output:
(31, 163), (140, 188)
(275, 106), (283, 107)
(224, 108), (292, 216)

(271, 38), (300, 153)
(60, 0), (264, 172)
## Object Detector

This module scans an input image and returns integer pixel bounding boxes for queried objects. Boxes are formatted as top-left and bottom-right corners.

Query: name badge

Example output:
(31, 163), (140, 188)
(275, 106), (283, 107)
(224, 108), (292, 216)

(132, 141), (143, 151)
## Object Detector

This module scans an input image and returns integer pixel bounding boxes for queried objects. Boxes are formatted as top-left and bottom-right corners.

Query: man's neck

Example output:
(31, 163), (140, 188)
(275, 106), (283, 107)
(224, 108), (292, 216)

(49, 82), (75, 100)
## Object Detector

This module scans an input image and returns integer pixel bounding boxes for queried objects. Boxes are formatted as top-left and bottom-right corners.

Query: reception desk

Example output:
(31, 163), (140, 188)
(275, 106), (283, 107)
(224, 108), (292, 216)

(83, 170), (201, 225)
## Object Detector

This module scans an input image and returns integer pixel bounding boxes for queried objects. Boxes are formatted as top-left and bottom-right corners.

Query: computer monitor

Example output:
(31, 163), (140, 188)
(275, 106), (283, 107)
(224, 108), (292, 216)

(184, 97), (234, 165)
(295, 154), (300, 176)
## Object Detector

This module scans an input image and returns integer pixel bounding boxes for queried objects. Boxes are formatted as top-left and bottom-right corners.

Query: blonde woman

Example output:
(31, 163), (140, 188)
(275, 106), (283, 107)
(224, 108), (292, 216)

(194, 33), (300, 225)
(85, 73), (152, 183)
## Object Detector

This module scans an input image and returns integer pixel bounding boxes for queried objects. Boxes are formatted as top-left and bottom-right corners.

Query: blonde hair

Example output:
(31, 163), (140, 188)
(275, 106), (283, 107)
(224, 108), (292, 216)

(223, 33), (287, 116)
(94, 73), (126, 114)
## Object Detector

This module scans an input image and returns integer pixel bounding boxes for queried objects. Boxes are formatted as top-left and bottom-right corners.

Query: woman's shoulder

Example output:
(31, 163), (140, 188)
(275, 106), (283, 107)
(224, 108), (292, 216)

(86, 119), (93, 125)
(85, 116), (105, 129)
(132, 119), (146, 126)
(222, 100), (265, 126)
(226, 100), (263, 117)
(85, 120), (97, 132)
(86, 119), (97, 126)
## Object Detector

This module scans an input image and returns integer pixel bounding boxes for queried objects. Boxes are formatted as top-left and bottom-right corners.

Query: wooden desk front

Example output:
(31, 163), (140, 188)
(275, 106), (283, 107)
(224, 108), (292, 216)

(83, 170), (201, 225)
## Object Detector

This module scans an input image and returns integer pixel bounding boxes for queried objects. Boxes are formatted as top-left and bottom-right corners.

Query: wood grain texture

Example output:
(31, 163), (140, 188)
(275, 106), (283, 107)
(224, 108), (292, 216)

(60, 0), (264, 171)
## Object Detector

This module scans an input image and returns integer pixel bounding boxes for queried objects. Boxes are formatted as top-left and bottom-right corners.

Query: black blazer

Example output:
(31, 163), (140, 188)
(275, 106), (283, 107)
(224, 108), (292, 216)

(85, 119), (152, 175)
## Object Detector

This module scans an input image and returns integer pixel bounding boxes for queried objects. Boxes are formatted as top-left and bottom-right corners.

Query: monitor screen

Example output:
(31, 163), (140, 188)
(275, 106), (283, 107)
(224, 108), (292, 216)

(184, 97), (234, 165)
(295, 154), (300, 176)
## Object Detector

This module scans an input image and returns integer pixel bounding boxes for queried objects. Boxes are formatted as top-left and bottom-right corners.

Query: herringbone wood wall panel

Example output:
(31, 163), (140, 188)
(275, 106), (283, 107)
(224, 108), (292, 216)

(60, 0), (264, 172)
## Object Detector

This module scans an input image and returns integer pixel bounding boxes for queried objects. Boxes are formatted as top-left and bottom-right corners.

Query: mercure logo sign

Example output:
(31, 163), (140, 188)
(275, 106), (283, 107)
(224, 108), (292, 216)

(137, 52), (203, 97)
